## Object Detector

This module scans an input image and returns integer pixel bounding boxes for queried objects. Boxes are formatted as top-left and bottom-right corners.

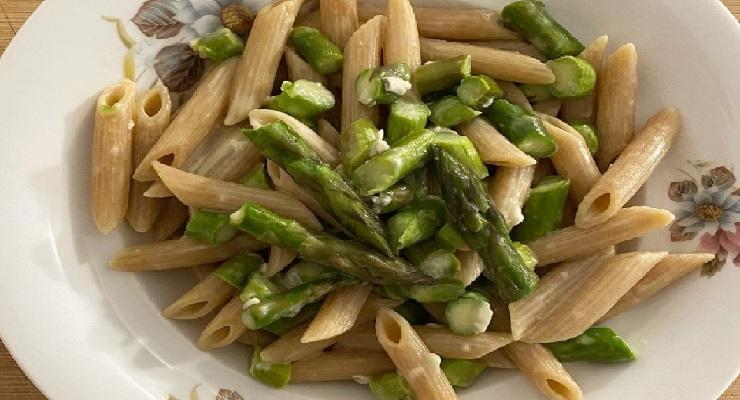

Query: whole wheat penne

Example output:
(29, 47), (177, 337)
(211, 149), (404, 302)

(481, 349), (517, 369)
(291, 351), (395, 382)
(595, 43), (638, 170)
(414, 325), (513, 359)
(488, 165), (536, 229)
(192, 264), (218, 281)
(316, 119), (340, 149)
(342, 15), (385, 132)
(237, 329), (276, 347)
(500, 81), (533, 111)
(91, 79), (136, 234)
(198, 295), (247, 350)
(472, 40), (544, 60)
(319, 0), (359, 49)
(455, 251), (484, 286)
(504, 342), (583, 400)
(301, 283), (372, 343)
(561, 200), (577, 228)
(599, 253), (715, 322)
(152, 197), (189, 240)
(152, 161), (322, 231)
(528, 206), (674, 266)
(577, 108), (681, 228)
(561, 35), (608, 124)
(384, 0), (420, 73)
(420, 38), (555, 84)
(333, 325), (384, 352)
(249, 109), (340, 166)
(296, 9), (321, 28)
(533, 100), (562, 117)
(134, 59), (237, 181)
(264, 246), (298, 277)
(109, 235), (265, 272)
(225, 0), (302, 125)
(163, 273), (236, 319)
(284, 45), (328, 85)
(127, 82), (171, 232)
(458, 118), (536, 167)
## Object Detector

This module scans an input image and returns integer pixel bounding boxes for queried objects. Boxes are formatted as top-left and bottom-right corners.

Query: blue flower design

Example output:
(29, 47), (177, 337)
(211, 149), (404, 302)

(674, 185), (740, 235)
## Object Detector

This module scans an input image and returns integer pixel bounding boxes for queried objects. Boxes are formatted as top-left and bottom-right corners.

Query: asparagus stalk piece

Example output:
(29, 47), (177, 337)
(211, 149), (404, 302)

(215, 252), (265, 290)
(368, 372), (414, 400)
(370, 184), (416, 214)
(185, 211), (238, 245)
(387, 196), (447, 252)
(394, 300), (433, 325)
(512, 176), (571, 242)
(240, 271), (281, 304)
(414, 55), (472, 97)
(239, 162), (271, 189)
(512, 242), (538, 270)
(387, 98), (431, 145)
(445, 291), (493, 335)
(500, 0), (585, 59)
(242, 280), (339, 329)
(432, 147), (539, 302)
(432, 131), (489, 179)
(341, 118), (385, 176)
(352, 129), (436, 196)
(547, 56), (596, 99)
(357, 63), (413, 106)
(389, 279), (465, 303)
(267, 80), (336, 120)
(290, 26), (343, 74)
(434, 222), (468, 251)
(428, 96), (481, 127)
(485, 99), (557, 158)
(249, 346), (292, 388)
(439, 358), (487, 388)
(569, 122), (599, 154)
(456, 75), (504, 110)
(262, 301), (322, 335)
(278, 261), (342, 289)
(547, 327), (637, 363)
(403, 238), (461, 279)
(190, 27), (244, 62)
(519, 83), (554, 102)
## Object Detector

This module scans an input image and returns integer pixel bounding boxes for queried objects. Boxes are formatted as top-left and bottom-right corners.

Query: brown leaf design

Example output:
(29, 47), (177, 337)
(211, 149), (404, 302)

(216, 389), (244, 400)
(701, 166), (736, 189)
(670, 222), (697, 242)
(701, 248), (727, 276)
(154, 44), (205, 92)
(668, 180), (698, 202)
(132, 0), (184, 39)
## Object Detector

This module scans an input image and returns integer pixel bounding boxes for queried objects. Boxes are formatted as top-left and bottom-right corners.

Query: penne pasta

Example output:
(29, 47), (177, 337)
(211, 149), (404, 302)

(301, 283), (372, 343)
(420, 38), (555, 84)
(225, 0), (302, 125)
(319, 0), (359, 49)
(237, 329), (276, 347)
(472, 40), (544, 60)
(134, 59), (237, 181)
(532, 100), (563, 117)
(91, 79), (136, 234)
(152, 161), (322, 231)
(333, 325), (384, 352)
(488, 165), (537, 229)
(384, 0), (421, 73)
(284, 45), (327, 85)
(152, 197), (189, 241)
(296, 9), (321, 29)
(504, 342), (583, 400)
(291, 351), (395, 382)
(595, 43), (638, 170)
(599, 252), (715, 322)
(561, 35), (609, 124)
(499, 81), (533, 111)
(527, 206), (674, 266)
(576, 108), (681, 228)
(163, 273), (236, 319)
(264, 246), (298, 277)
(127, 82), (171, 232)
(342, 15), (385, 132)
(198, 295), (247, 350)
(414, 325), (513, 359)
(458, 118), (536, 167)
(316, 119), (340, 149)
(454, 251), (484, 287)
(192, 264), (218, 281)
(481, 349), (517, 370)
(109, 236), (265, 272)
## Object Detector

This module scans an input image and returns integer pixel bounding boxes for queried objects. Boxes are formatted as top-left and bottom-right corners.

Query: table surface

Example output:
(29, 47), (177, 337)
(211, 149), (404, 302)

(1, 0), (740, 398)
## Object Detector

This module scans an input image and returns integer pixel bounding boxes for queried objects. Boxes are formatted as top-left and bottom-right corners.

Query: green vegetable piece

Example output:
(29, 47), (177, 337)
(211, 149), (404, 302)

(445, 291), (493, 335)
(547, 327), (637, 363)
(403, 239), (461, 279)
(368, 373), (414, 400)
(341, 118), (383, 176)
(428, 96), (481, 127)
(190, 27), (245, 62)
(185, 211), (238, 245)
(387, 196), (447, 252)
(279, 261), (342, 289)
(512, 175), (571, 242)
(249, 346), (292, 388)
(519, 83), (554, 102)
(570, 122), (599, 154)
(485, 99), (557, 158)
(512, 242), (538, 270)
(215, 252), (265, 289)
(290, 26), (343, 74)
(432, 131), (488, 179)
(501, 0), (585, 59)
(240, 271), (281, 304)
(356, 63), (412, 106)
(387, 98), (432, 145)
(242, 280), (338, 329)
(370, 184), (416, 214)
(394, 300), (433, 325)
(239, 163), (271, 189)
(231, 202), (313, 250)
(456, 75), (504, 110)
(547, 56), (596, 99)
(414, 55), (471, 97)
(434, 222), (468, 251)
(267, 79), (336, 120)
(352, 129), (436, 196)
(263, 301), (322, 335)
(392, 279), (465, 303)
(440, 358), (487, 388)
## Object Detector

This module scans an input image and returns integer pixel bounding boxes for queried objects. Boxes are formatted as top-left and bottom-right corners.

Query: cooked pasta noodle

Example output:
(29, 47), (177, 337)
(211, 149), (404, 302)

(458, 118), (536, 167)
(488, 165), (536, 229)
(504, 342), (583, 400)
(301, 283), (372, 342)
(342, 15), (385, 132)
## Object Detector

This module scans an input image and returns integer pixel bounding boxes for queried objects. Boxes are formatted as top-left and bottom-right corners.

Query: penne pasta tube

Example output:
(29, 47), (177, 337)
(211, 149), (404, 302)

(458, 118), (536, 167)
(333, 325), (384, 352)
(152, 197), (189, 241)
(319, 0), (359, 49)
(420, 38), (555, 84)
(109, 236), (265, 272)
(454, 251), (484, 287)
(499, 81), (533, 111)
(527, 206), (674, 266)
(316, 119), (340, 149)
(284, 45), (327, 85)
(342, 15), (385, 132)
(134, 59), (237, 181)
(225, 0), (302, 125)
(296, 9), (321, 29)
(576, 108), (681, 228)
(237, 329), (276, 347)
(301, 283), (372, 343)
(152, 161), (322, 231)
(163, 273), (236, 319)
(127, 82), (171, 232)
(291, 351), (396, 382)
(198, 295), (247, 350)
(481, 349), (517, 370)
(561, 35), (608, 124)
(472, 40), (544, 60)
(595, 43), (638, 170)
(532, 100), (562, 117)
(504, 342), (583, 400)
(264, 246), (298, 277)
(91, 79), (136, 234)
(192, 264), (218, 281)
(384, 0), (421, 72)
(414, 325), (513, 359)
(488, 165), (537, 229)
(599, 252), (715, 322)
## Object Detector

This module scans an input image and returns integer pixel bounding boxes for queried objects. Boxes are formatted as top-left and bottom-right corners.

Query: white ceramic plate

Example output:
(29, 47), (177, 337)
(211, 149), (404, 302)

(1, 0), (739, 399)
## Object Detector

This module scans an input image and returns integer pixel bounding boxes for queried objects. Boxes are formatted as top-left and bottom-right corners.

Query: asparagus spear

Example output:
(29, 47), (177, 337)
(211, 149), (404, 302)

(456, 75), (504, 110)
(403, 239), (461, 279)
(414, 55), (472, 97)
(262, 301), (322, 335)
(394, 300), (433, 325)
(190, 27), (244, 62)
(267, 80), (336, 120)
(240, 271), (281, 304)
(368, 372), (414, 400)
(249, 346), (292, 388)
(357, 63), (412, 106)
(389, 279), (465, 303)
(428, 96), (481, 127)
(387, 196), (447, 252)
(352, 129), (436, 196)
(500, 0), (585, 59)
(512, 242), (537, 270)
(341, 118), (386, 176)
(185, 211), (238, 245)
(547, 327), (637, 363)
(432, 131), (488, 178)
(370, 184), (416, 214)
(387, 98), (431, 145)
(215, 252), (265, 290)
(547, 56), (596, 99)
(444, 291), (493, 335)
(278, 261), (342, 289)
(570, 122), (599, 154)
(439, 358), (487, 388)
(519, 83), (554, 102)
(242, 280), (339, 329)
(244, 121), (392, 255)
(432, 147), (539, 302)
(485, 99), (557, 158)
(512, 175), (571, 242)
(434, 222), (468, 251)
(239, 162), (271, 189)
(290, 26), (343, 74)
